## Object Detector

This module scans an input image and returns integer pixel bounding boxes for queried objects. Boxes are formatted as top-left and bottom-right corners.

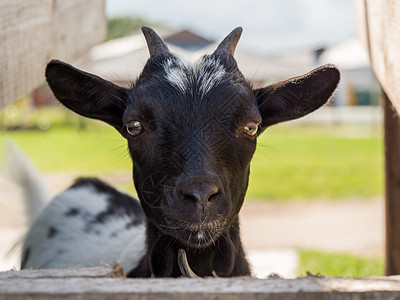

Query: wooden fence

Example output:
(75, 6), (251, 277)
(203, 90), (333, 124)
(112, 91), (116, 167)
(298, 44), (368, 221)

(1, 265), (400, 299)
(357, 0), (400, 275)
(1, 0), (400, 298)
(0, 0), (106, 108)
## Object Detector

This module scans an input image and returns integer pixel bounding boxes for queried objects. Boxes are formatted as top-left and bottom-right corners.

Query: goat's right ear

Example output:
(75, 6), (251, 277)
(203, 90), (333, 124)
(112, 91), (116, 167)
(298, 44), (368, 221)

(255, 64), (340, 132)
(45, 60), (129, 134)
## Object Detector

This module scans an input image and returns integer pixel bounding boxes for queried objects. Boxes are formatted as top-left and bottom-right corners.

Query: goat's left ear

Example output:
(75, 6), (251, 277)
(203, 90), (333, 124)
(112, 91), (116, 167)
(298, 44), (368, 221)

(46, 60), (129, 134)
(255, 64), (340, 131)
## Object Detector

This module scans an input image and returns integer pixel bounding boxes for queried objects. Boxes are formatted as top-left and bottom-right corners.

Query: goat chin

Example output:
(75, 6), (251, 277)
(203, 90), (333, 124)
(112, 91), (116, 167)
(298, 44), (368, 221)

(178, 229), (222, 249)
(160, 215), (226, 248)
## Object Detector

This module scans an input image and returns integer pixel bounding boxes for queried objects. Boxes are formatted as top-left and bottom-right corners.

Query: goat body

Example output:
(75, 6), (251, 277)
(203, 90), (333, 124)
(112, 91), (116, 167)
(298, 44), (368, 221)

(22, 178), (145, 272)
(20, 27), (340, 277)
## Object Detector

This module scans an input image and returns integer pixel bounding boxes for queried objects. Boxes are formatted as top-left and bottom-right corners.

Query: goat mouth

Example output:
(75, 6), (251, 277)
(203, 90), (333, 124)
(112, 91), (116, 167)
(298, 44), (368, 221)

(161, 215), (226, 248)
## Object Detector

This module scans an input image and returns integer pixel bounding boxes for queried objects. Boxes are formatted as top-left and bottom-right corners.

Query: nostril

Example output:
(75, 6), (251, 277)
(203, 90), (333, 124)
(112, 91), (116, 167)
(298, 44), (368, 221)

(181, 184), (220, 204)
(203, 184), (219, 202)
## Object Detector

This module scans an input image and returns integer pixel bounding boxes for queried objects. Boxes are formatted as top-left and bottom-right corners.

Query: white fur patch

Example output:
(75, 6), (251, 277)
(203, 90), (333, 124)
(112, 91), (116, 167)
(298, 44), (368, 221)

(163, 56), (226, 97)
(163, 58), (188, 93)
(195, 57), (226, 97)
(22, 185), (146, 272)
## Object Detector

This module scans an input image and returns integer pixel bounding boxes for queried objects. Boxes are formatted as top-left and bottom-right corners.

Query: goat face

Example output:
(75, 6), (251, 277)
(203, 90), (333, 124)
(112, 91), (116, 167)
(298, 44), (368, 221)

(45, 27), (340, 249)
(125, 52), (259, 248)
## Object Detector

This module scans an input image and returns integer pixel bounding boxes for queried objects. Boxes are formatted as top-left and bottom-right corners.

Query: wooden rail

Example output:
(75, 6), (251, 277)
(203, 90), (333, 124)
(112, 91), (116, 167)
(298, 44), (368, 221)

(1, 267), (400, 299)
(0, 0), (106, 108)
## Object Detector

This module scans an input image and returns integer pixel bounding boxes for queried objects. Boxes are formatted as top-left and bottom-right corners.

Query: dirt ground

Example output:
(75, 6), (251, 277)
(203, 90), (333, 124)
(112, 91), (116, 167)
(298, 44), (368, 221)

(0, 173), (384, 271)
(240, 198), (384, 257)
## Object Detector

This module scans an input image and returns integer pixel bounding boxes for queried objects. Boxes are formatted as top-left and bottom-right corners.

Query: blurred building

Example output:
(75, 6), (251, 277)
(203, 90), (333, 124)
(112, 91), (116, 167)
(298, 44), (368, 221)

(36, 27), (380, 108)
(320, 37), (380, 106)
(77, 27), (281, 88)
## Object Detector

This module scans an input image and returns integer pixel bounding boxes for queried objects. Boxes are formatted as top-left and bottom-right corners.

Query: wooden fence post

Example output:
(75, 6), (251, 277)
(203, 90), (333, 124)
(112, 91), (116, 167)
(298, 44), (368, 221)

(0, 0), (106, 109)
(383, 89), (400, 275)
(357, 0), (400, 275)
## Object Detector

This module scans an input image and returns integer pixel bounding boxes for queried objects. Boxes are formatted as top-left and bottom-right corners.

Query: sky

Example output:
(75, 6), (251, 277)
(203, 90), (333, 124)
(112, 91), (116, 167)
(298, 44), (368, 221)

(105, 0), (356, 55)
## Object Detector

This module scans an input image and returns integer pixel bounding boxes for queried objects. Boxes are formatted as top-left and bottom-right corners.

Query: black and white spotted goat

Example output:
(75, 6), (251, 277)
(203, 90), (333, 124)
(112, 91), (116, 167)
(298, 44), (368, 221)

(19, 27), (340, 277)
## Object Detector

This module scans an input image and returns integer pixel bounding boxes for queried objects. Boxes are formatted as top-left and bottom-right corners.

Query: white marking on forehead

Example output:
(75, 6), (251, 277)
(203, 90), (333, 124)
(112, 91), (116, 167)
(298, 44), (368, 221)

(195, 57), (226, 97)
(163, 55), (226, 97)
(163, 58), (188, 93)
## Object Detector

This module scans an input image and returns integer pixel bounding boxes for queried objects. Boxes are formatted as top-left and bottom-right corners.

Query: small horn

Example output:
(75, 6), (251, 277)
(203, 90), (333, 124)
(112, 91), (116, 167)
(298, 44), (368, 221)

(178, 249), (199, 278)
(214, 27), (243, 56)
(141, 26), (170, 56)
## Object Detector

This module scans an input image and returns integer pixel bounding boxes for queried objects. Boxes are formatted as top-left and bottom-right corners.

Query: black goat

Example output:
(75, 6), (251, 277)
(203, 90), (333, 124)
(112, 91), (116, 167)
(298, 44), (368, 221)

(20, 27), (340, 277)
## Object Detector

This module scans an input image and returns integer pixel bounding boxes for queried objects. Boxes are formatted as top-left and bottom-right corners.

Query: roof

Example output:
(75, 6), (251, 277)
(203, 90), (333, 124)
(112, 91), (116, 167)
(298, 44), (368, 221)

(164, 30), (213, 50)
(79, 29), (363, 86)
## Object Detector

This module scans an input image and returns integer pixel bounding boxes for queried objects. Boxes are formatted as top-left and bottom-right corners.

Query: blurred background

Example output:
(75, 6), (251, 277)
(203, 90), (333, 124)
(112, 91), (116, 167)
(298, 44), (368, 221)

(0, 0), (383, 278)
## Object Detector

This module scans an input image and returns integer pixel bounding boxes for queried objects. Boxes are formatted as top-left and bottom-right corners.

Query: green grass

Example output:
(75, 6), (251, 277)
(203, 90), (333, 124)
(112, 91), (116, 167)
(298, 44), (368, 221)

(0, 109), (384, 201)
(1, 123), (130, 173)
(248, 125), (383, 200)
(298, 250), (384, 277)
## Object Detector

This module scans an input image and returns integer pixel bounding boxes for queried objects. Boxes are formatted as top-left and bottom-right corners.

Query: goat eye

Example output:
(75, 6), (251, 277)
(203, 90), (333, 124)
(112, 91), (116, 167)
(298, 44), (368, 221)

(243, 122), (259, 137)
(126, 120), (143, 136)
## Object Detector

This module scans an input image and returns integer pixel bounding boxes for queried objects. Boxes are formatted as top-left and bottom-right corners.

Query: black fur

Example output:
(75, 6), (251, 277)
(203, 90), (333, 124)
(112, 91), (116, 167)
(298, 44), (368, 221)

(47, 226), (58, 238)
(70, 178), (145, 233)
(21, 247), (31, 269)
(64, 207), (80, 217)
(45, 27), (340, 277)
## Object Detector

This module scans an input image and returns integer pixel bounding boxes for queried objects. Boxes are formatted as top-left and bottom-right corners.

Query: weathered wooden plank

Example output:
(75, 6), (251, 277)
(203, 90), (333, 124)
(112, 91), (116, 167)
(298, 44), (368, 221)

(356, 0), (400, 113)
(383, 90), (400, 275)
(0, 0), (106, 109)
(1, 275), (400, 299)
(0, 264), (125, 280)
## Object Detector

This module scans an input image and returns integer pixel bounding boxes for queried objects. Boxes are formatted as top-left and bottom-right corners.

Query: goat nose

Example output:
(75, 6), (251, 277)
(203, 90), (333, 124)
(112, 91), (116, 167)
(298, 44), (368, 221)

(187, 185), (219, 203)
(179, 182), (220, 205)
